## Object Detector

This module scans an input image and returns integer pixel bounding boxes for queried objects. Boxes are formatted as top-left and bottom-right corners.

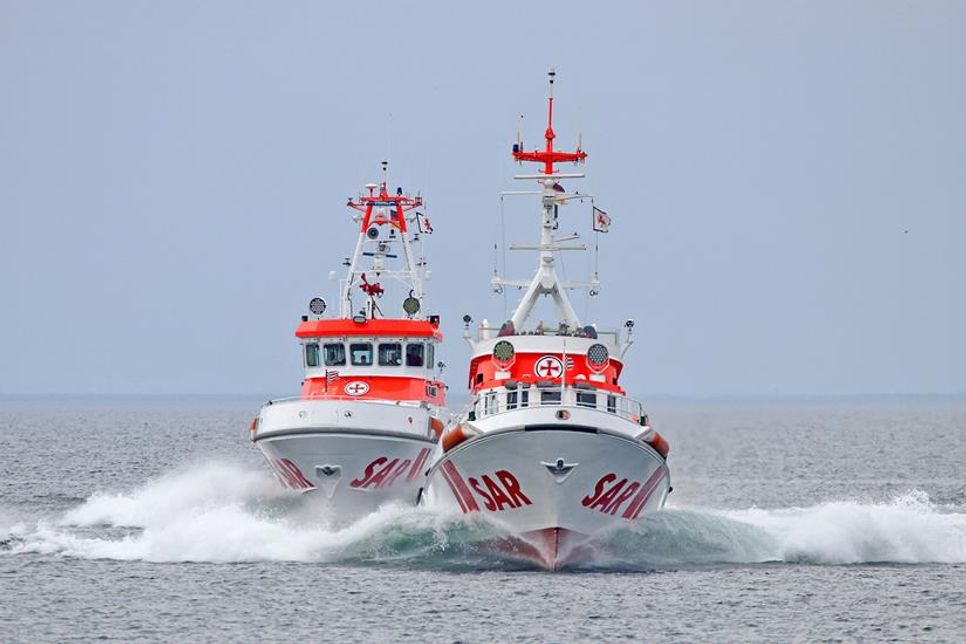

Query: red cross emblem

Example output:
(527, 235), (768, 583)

(534, 356), (564, 379)
(344, 381), (370, 396)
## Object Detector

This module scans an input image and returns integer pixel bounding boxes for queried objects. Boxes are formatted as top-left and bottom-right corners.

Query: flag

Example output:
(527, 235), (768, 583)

(324, 369), (339, 392)
(416, 212), (434, 234)
(592, 206), (611, 233)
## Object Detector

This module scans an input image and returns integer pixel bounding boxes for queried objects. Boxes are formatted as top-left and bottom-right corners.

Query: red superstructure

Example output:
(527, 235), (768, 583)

(297, 316), (445, 406)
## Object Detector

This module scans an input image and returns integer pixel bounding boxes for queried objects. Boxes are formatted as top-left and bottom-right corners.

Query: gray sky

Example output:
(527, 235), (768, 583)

(2, 1), (964, 397)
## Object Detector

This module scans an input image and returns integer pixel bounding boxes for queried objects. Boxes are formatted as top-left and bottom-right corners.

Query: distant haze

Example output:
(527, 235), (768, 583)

(2, 1), (964, 397)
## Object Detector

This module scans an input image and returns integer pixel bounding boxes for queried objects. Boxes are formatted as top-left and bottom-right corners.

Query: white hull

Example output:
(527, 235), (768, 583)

(255, 431), (433, 523)
(423, 427), (669, 569)
(253, 398), (437, 524)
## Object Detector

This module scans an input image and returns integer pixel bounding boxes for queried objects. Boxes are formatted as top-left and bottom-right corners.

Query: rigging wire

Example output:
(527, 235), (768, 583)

(591, 198), (601, 323)
(558, 226), (569, 325)
(593, 203), (600, 281)
(499, 195), (508, 319)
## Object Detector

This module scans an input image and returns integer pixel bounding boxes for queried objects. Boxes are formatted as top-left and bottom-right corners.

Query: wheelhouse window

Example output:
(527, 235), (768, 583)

(507, 391), (518, 410)
(378, 343), (402, 366)
(323, 343), (345, 366)
(350, 343), (373, 366)
(541, 391), (561, 405)
(607, 395), (617, 414)
(405, 343), (425, 367)
(577, 392), (597, 408)
(426, 343), (436, 369)
(485, 392), (498, 415)
(520, 390), (530, 408)
(305, 343), (320, 368)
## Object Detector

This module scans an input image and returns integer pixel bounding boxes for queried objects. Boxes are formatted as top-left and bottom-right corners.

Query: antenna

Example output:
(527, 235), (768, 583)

(512, 67), (587, 175)
(341, 164), (428, 319)
(545, 67), (556, 152)
(496, 69), (593, 330)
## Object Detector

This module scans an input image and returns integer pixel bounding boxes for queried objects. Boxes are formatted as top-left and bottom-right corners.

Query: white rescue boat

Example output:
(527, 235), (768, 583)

(252, 164), (447, 524)
(423, 70), (671, 568)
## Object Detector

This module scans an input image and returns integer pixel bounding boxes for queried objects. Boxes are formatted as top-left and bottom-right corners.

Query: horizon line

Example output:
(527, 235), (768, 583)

(2, 392), (964, 402)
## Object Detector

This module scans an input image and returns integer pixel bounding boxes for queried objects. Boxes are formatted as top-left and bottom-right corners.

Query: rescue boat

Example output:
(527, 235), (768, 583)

(251, 163), (447, 523)
(423, 70), (670, 569)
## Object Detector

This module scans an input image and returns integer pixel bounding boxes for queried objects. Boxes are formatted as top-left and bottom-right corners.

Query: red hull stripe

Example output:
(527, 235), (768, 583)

(407, 448), (430, 482)
(439, 466), (468, 513)
(442, 461), (480, 512)
(623, 468), (665, 519)
(632, 472), (665, 519)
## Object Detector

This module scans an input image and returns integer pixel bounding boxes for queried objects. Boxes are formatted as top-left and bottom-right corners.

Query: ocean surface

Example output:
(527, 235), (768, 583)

(2, 398), (965, 642)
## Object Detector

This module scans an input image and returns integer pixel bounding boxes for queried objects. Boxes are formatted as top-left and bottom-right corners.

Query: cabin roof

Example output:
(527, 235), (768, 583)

(295, 318), (443, 340)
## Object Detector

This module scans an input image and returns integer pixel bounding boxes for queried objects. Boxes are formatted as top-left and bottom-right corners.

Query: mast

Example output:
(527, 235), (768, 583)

(341, 162), (428, 319)
(495, 68), (596, 331)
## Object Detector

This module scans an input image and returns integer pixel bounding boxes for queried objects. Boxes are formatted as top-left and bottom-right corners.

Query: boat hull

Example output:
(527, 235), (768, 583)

(423, 427), (669, 569)
(255, 431), (434, 524)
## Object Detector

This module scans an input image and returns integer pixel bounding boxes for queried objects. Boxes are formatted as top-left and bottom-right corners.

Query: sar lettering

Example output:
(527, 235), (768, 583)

(467, 470), (532, 511)
(581, 470), (666, 519)
(350, 456), (413, 489)
(271, 458), (315, 490)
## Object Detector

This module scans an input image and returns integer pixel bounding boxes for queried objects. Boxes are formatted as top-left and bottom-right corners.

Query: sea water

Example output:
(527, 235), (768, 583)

(1, 398), (964, 642)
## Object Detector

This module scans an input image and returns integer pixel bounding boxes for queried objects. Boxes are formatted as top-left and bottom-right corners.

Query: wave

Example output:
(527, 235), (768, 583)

(3, 462), (964, 569)
(596, 491), (966, 569)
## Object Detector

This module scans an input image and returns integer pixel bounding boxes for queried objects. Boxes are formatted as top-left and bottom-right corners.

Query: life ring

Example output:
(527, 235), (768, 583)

(441, 425), (471, 452)
(429, 417), (445, 438)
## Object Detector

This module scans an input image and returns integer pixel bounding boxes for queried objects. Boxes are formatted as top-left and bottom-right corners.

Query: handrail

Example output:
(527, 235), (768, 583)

(476, 326), (621, 342)
(262, 395), (428, 409)
(468, 386), (648, 425)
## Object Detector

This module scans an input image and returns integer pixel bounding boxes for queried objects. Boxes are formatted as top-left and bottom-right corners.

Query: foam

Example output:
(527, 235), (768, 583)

(4, 462), (965, 568)
(716, 490), (966, 565)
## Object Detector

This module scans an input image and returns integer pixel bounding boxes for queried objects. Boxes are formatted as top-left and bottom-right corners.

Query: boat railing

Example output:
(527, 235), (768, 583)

(467, 385), (648, 426)
(262, 395), (428, 410)
(477, 326), (621, 343)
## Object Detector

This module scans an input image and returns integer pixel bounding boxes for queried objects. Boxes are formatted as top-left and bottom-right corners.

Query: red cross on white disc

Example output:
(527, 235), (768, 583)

(534, 356), (564, 379)
(344, 381), (370, 396)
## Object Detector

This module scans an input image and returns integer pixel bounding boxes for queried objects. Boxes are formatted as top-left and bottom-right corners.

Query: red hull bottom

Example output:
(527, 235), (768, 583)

(485, 527), (595, 571)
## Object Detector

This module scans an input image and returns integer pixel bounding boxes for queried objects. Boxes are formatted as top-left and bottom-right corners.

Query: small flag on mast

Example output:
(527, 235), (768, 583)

(416, 212), (434, 234)
(592, 206), (611, 233)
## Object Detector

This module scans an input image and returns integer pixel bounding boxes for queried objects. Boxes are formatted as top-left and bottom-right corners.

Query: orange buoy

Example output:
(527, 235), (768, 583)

(441, 425), (470, 452)
(429, 417), (445, 438)
(646, 431), (670, 459)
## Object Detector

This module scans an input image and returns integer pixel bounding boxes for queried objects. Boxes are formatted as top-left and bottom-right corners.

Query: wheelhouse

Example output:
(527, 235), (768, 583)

(296, 318), (444, 404)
